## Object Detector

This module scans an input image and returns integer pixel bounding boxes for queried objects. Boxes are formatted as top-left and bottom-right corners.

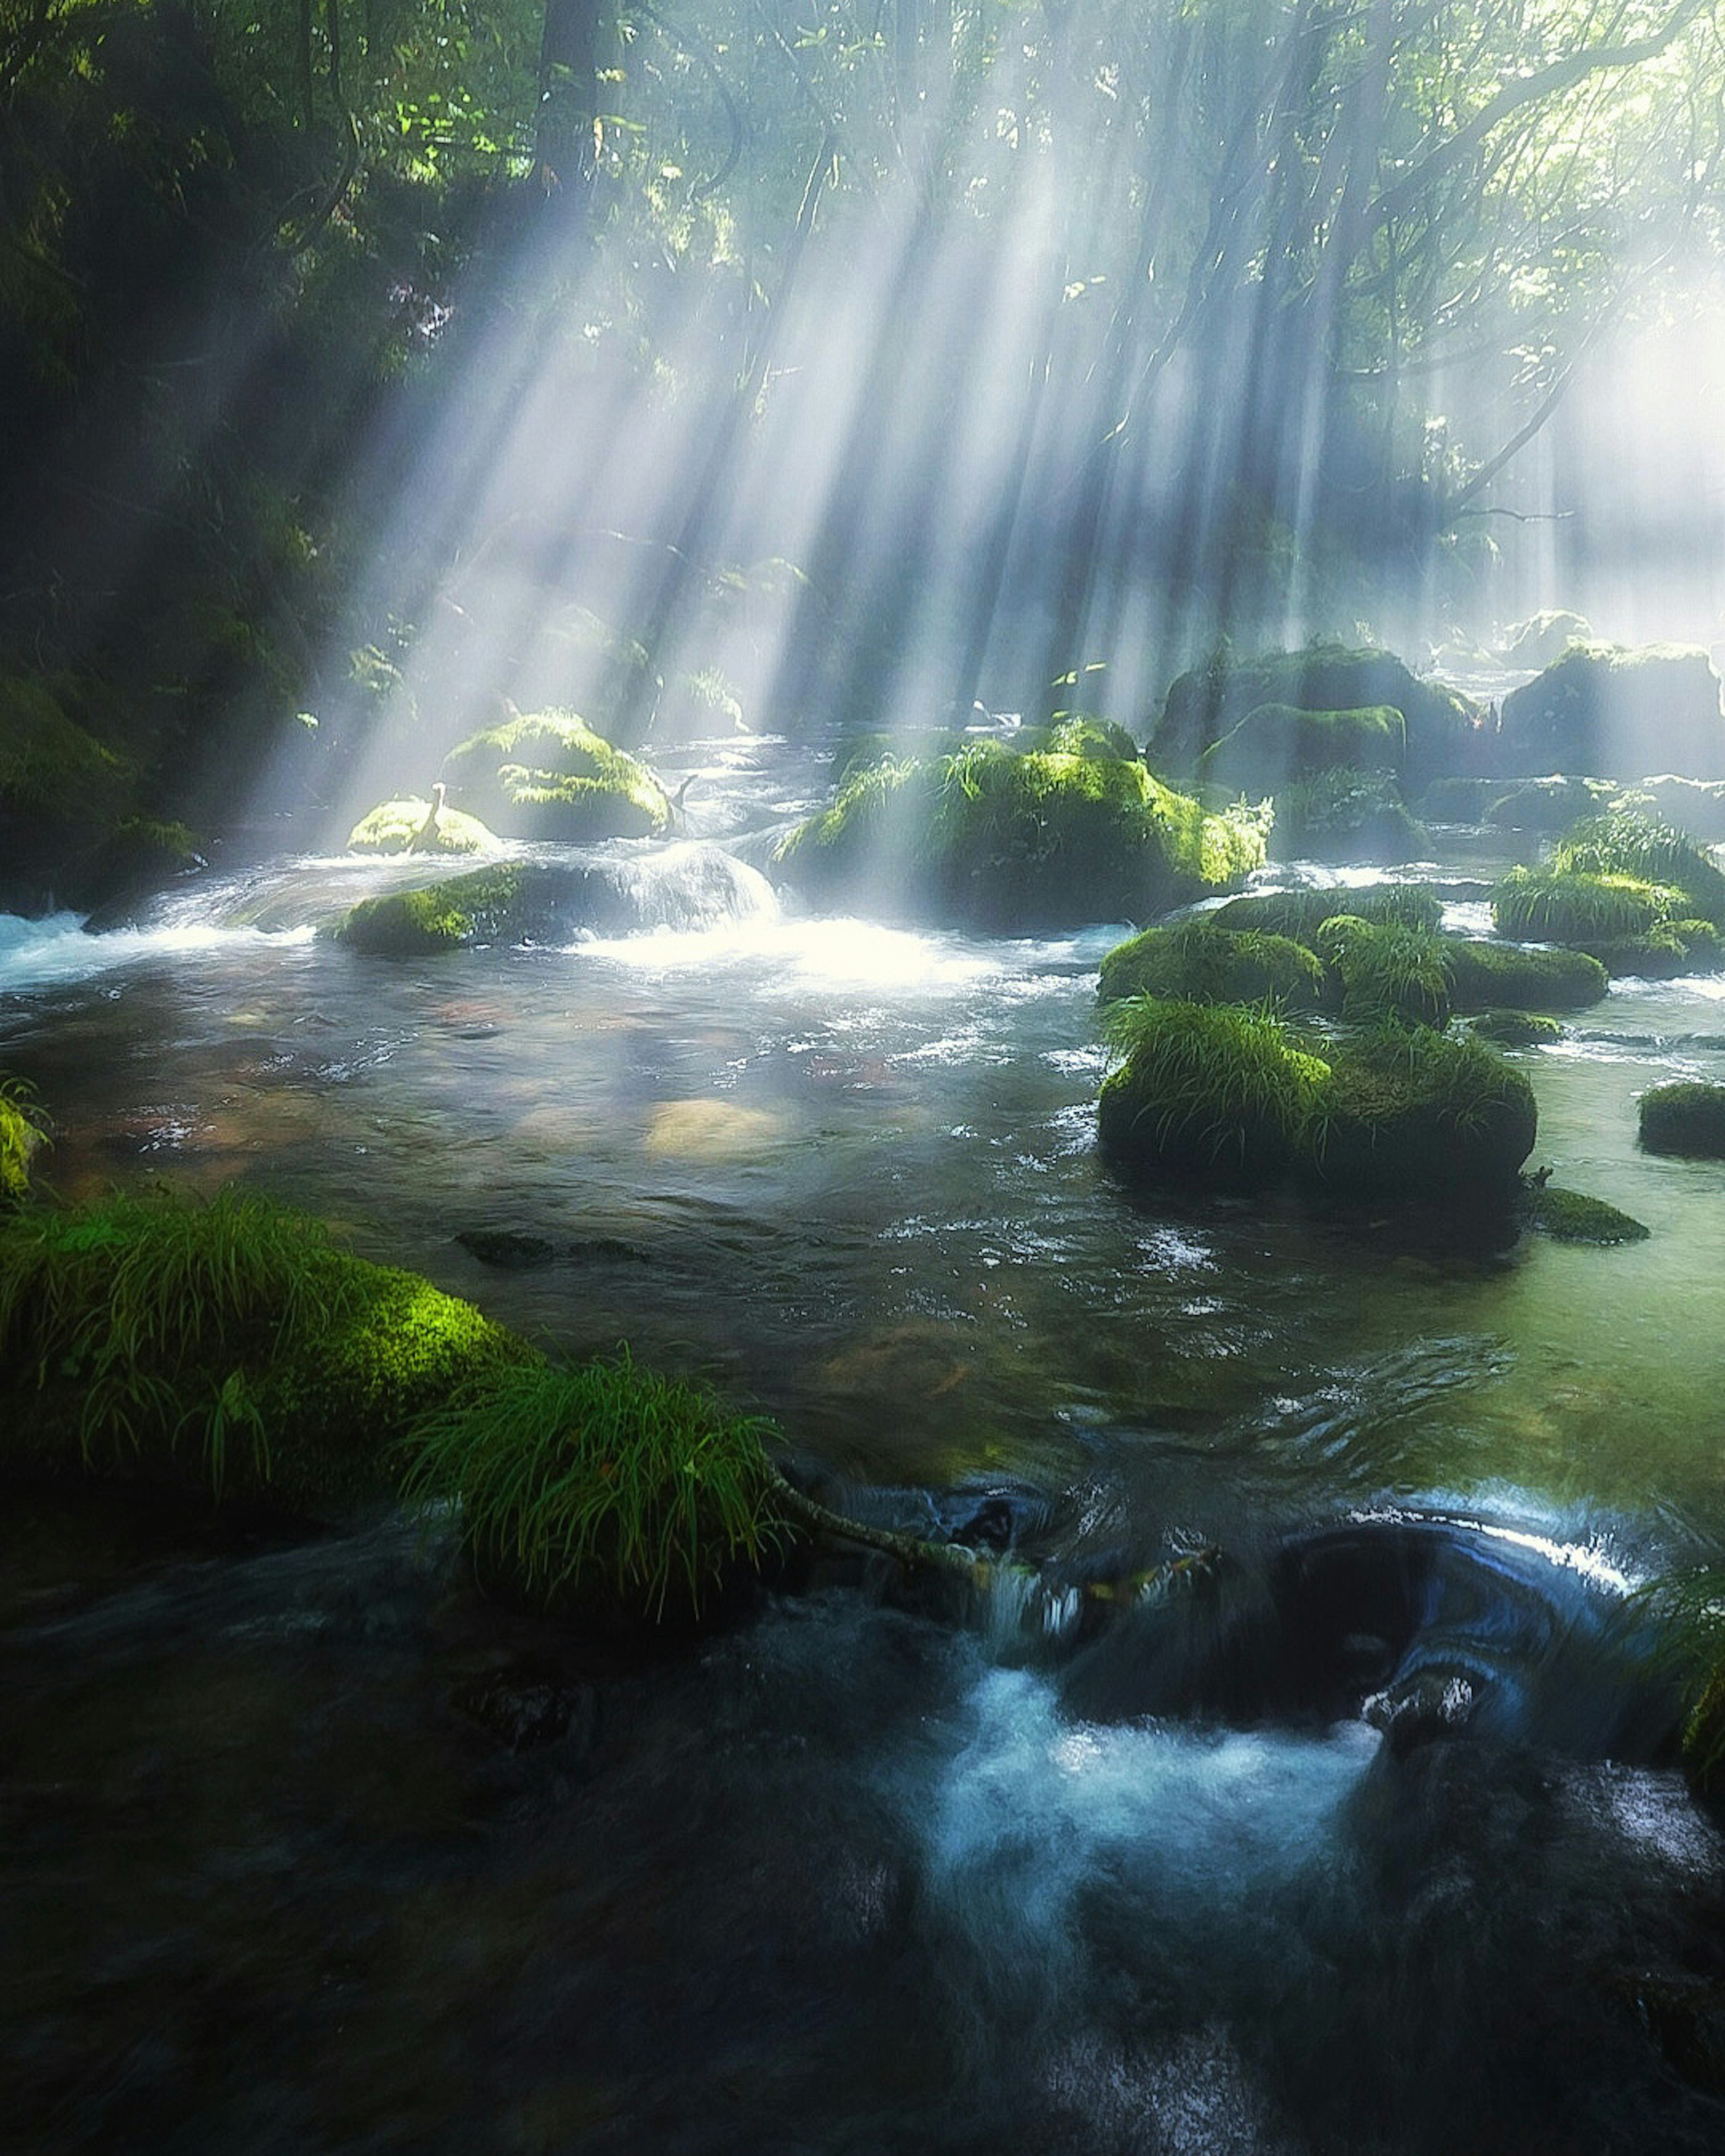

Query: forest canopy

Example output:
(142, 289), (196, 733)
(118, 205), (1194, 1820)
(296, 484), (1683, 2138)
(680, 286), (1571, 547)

(1, 0), (1721, 827)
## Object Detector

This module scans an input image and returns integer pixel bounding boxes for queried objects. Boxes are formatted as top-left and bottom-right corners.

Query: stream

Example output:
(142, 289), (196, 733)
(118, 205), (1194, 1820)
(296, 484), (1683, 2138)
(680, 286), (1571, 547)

(5, 730), (1725, 2153)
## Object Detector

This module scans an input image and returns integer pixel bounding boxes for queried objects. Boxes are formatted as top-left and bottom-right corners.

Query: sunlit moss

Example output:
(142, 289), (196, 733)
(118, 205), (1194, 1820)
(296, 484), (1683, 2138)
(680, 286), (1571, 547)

(330, 865), (529, 954)
(347, 795), (498, 855)
(1208, 883), (1442, 941)
(1489, 865), (1685, 944)
(775, 742), (1266, 930)
(1443, 938), (1609, 1012)
(0, 1079), (47, 1209)
(441, 711), (669, 841)
(1097, 919), (1325, 1011)
(1315, 915), (1451, 1025)
(1551, 811), (1725, 925)
(1639, 1082), (1725, 1159)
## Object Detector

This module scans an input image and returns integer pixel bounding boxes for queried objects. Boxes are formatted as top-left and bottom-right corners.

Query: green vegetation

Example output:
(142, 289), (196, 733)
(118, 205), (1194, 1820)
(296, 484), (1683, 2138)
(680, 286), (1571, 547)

(1551, 812), (1725, 924)
(1639, 1083), (1725, 1159)
(1468, 1010), (1565, 1047)
(0, 1081), (47, 1209)
(331, 865), (531, 955)
(1489, 866), (1685, 943)
(1096, 920), (1325, 1011)
(1269, 770), (1428, 864)
(1208, 883), (1443, 941)
(775, 743), (1266, 931)
(1522, 1184), (1649, 1244)
(442, 714), (670, 843)
(347, 797), (499, 856)
(1315, 915), (1451, 1025)
(1479, 777), (1615, 833)
(0, 1188), (525, 1507)
(397, 1351), (787, 1621)
(1017, 716), (1143, 760)
(1442, 938), (1609, 1012)
(1311, 1028), (1538, 1202)
(1097, 998), (1331, 1185)
(1197, 701), (1406, 793)
(1584, 923), (1725, 980)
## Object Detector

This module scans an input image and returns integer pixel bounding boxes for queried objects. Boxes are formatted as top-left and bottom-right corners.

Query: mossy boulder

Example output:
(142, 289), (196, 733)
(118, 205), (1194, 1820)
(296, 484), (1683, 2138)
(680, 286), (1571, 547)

(1489, 865), (1685, 944)
(1097, 999), (1331, 1186)
(441, 711), (670, 841)
(0, 1188), (530, 1511)
(347, 796), (500, 856)
(1639, 1083), (1725, 1158)
(1480, 776), (1616, 833)
(1550, 811), (1725, 926)
(1522, 1184), (1649, 1244)
(1195, 702), (1406, 795)
(1498, 610), (1593, 670)
(70, 817), (207, 927)
(1097, 920), (1325, 1010)
(1612, 777), (1725, 847)
(1269, 770), (1428, 864)
(0, 1084), (45, 1208)
(774, 742), (1267, 931)
(332, 871), (522, 955)
(1152, 644), (1485, 791)
(1496, 643), (1725, 780)
(1311, 1029), (1538, 1203)
(1583, 922), (1725, 980)
(1017, 715), (1142, 760)
(1208, 883), (1443, 942)
(1315, 916), (1452, 1025)
(1469, 1010), (1565, 1047)
(1442, 939), (1610, 1013)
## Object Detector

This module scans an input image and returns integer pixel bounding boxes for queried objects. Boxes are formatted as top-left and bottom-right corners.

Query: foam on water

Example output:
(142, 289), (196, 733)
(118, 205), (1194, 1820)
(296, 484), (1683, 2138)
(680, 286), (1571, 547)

(0, 910), (314, 994)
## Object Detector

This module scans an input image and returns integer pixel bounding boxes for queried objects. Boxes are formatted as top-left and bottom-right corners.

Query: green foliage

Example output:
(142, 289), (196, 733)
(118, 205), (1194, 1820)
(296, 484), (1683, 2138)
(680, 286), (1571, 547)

(0, 676), (136, 822)
(396, 1349), (787, 1620)
(1315, 915), (1451, 1025)
(1638, 1568), (1725, 1791)
(1489, 865), (1684, 943)
(1551, 812), (1725, 926)
(1018, 716), (1143, 760)
(0, 1079), (48, 1209)
(1270, 769), (1428, 864)
(1097, 920), (1325, 1012)
(1584, 922), (1725, 980)
(442, 712), (670, 842)
(775, 743), (1265, 931)
(1097, 998), (1332, 1185)
(1209, 883), (1443, 942)
(1639, 1082), (1725, 1159)
(1311, 1027), (1538, 1202)
(1442, 938), (1609, 1013)
(1523, 1184), (1648, 1244)
(0, 1186), (527, 1507)
(332, 884), (477, 955)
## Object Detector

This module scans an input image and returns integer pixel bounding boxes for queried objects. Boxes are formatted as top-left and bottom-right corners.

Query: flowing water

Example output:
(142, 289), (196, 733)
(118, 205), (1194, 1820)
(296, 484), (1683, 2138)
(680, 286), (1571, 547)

(4, 738), (1725, 2152)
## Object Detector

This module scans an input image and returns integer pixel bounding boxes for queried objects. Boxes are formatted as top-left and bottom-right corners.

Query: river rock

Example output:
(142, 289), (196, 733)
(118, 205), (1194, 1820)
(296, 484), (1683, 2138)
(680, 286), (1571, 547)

(1496, 643), (1725, 780)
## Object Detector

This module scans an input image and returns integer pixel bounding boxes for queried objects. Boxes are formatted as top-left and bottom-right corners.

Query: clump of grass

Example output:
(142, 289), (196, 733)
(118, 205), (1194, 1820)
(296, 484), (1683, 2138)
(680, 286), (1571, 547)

(1096, 919), (1325, 1010)
(1309, 1026), (1538, 1201)
(1639, 1568), (1725, 1790)
(1098, 997), (1331, 1184)
(396, 1350), (788, 1619)
(1639, 1081), (1725, 1158)
(1315, 914), (1451, 1025)
(1489, 864), (1684, 943)
(1552, 811), (1725, 924)
(0, 1077), (48, 1207)
(1209, 883), (1442, 942)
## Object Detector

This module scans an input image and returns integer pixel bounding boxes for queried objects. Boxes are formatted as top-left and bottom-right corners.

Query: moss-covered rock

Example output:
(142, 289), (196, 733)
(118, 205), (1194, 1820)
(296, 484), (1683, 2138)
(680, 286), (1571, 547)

(1497, 610), (1593, 670)
(1522, 1183), (1650, 1244)
(1096, 920), (1325, 1010)
(1195, 702), (1406, 794)
(441, 711), (670, 841)
(1208, 882), (1443, 942)
(1269, 769), (1429, 863)
(332, 874), (513, 955)
(774, 742), (1267, 931)
(1442, 939), (1610, 1013)
(1489, 865), (1685, 944)
(347, 795), (500, 856)
(1315, 915), (1451, 1025)
(0, 1188), (530, 1510)
(69, 817), (207, 927)
(1017, 715), (1142, 760)
(1497, 643), (1725, 780)
(1550, 811), (1725, 926)
(1310, 1029), (1538, 1203)
(1152, 643), (1485, 791)
(1481, 776), (1617, 833)
(1468, 1010), (1565, 1047)
(1097, 999), (1331, 1186)
(0, 1082), (45, 1208)
(1612, 776), (1725, 847)
(1639, 1082), (1725, 1158)
(1583, 922), (1725, 979)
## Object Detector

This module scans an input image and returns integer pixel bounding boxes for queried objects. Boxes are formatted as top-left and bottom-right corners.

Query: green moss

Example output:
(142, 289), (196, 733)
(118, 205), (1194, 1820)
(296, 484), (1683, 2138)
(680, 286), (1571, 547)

(0, 1081), (47, 1209)
(396, 1350), (787, 1621)
(347, 796), (499, 856)
(1523, 1184), (1649, 1244)
(1639, 1082), (1725, 1159)
(1468, 1009), (1564, 1047)
(1551, 811), (1725, 926)
(1198, 701), (1406, 792)
(1489, 865), (1685, 943)
(442, 711), (669, 841)
(0, 1188), (528, 1509)
(1309, 1028), (1538, 1203)
(1497, 642), (1725, 780)
(1269, 769), (1428, 863)
(331, 865), (529, 955)
(1480, 776), (1616, 833)
(1315, 915), (1451, 1025)
(1097, 998), (1331, 1186)
(775, 742), (1266, 930)
(0, 674), (137, 822)
(1018, 716), (1143, 760)
(1208, 883), (1443, 942)
(1097, 920), (1325, 1011)
(1583, 922), (1725, 979)
(1442, 938), (1610, 1012)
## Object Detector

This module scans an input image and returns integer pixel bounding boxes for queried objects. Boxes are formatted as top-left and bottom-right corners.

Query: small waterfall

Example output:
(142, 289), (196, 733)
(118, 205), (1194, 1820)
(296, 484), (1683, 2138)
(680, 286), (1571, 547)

(598, 839), (779, 931)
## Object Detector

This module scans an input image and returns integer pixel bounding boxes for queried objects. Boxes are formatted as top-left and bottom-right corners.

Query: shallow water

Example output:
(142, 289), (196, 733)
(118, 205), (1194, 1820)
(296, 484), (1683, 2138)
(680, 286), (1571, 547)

(5, 759), (1725, 2150)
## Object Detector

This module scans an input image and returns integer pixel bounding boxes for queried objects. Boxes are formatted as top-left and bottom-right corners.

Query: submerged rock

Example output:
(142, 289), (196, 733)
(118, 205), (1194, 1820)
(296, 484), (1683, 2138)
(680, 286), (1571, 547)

(1496, 643), (1725, 780)
(1523, 1184), (1650, 1245)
